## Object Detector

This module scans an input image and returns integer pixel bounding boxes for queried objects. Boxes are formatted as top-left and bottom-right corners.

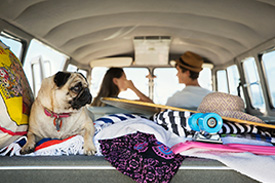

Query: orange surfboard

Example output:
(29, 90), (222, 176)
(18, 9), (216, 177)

(101, 97), (275, 130)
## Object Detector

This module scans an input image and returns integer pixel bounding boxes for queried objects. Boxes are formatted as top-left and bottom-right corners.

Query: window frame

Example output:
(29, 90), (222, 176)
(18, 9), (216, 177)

(241, 56), (265, 110)
(259, 48), (275, 109)
(0, 31), (26, 62)
(216, 69), (229, 93)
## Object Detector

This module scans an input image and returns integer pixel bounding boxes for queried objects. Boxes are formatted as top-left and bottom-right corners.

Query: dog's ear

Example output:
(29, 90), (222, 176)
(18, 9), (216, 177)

(54, 72), (71, 87)
(76, 72), (88, 82)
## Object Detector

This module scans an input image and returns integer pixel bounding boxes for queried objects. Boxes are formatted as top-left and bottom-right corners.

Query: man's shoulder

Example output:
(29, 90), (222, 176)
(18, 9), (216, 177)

(185, 86), (211, 93)
(167, 86), (211, 101)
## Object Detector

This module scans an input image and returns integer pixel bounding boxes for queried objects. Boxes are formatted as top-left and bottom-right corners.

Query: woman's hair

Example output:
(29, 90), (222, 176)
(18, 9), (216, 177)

(91, 67), (124, 107)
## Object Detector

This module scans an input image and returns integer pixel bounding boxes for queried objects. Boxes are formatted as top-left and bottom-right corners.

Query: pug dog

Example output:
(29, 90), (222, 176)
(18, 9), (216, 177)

(20, 71), (96, 155)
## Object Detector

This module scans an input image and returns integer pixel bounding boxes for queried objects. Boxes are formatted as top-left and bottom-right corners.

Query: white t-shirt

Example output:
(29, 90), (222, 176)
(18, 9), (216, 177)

(165, 86), (212, 109)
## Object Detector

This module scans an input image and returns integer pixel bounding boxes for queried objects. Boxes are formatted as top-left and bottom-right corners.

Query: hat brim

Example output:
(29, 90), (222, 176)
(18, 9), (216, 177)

(204, 110), (264, 123)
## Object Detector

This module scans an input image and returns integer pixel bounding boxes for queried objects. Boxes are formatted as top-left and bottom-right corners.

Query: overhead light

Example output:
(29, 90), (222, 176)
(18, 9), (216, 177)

(133, 36), (171, 66)
(90, 57), (132, 67)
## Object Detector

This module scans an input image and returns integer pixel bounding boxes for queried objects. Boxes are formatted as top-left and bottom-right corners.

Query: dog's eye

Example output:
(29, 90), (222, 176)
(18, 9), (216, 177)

(71, 83), (82, 93)
(72, 86), (80, 92)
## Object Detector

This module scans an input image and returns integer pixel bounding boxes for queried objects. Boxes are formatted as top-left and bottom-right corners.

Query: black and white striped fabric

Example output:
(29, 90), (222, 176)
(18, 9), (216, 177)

(153, 110), (273, 138)
(220, 121), (272, 137)
(152, 110), (194, 137)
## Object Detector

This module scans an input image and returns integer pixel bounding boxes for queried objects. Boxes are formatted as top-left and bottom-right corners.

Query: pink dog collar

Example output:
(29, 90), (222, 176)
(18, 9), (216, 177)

(44, 108), (71, 131)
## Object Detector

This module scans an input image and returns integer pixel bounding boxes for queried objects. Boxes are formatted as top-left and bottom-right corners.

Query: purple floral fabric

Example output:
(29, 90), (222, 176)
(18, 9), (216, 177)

(99, 132), (184, 183)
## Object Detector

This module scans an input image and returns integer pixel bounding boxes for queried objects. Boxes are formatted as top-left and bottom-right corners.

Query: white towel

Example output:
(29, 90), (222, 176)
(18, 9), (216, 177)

(179, 148), (275, 183)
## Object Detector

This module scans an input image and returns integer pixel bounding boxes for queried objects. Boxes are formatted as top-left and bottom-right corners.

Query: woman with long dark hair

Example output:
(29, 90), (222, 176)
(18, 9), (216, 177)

(91, 67), (153, 107)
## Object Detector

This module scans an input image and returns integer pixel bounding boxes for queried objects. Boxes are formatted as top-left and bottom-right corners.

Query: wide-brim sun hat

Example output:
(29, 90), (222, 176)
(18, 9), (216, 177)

(175, 51), (203, 73)
(197, 92), (264, 123)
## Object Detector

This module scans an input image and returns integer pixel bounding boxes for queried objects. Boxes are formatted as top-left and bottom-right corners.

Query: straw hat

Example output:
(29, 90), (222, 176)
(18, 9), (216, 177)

(197, 92), (264, 123)
(176, 51), (203, 73)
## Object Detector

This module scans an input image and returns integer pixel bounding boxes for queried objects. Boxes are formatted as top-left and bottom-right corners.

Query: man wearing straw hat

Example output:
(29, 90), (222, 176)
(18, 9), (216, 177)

(166, 51), (211, 109)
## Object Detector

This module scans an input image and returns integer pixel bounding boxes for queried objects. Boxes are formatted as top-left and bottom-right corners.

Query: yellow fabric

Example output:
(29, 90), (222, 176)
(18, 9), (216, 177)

(0, 42), (34, 148)
(1, 46), (24, 125)
(0, 44), (33, 126)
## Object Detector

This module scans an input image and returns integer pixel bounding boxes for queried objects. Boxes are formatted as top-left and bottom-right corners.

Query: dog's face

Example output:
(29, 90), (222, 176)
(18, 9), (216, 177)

(53, 72), (92, 110)
(38, 71), (92, 112)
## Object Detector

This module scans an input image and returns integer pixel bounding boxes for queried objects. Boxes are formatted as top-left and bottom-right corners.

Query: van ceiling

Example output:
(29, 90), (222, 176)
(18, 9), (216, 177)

(0, 0), (275, 67)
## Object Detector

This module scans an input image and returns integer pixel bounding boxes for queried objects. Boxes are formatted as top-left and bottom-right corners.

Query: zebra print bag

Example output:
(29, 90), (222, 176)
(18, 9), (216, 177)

(152, 109), (274, 142)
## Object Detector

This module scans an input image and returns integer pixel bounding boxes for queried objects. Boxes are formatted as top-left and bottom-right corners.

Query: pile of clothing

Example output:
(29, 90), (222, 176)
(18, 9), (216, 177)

(2, 112), (275, 182)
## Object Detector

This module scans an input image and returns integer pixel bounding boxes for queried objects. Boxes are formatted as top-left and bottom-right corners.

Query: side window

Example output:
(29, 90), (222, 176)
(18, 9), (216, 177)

(23, 39), (67, 96)
(199, 67), (212, 91)
(242, 57), (265, 110)
(67, 64), (87, 77)
(67, 64), (78, 72)
(153, 68), (182, 105)
(90, 67), (108, 98)
(216, 70), (228, 93)
(227, 65), (246, 105)
(120, 68), (149, 100)
(227, 65), (240, 95)
(261, 50), (275, 108)
(0, 33), (23, 61)
(216, 66), (245, 105)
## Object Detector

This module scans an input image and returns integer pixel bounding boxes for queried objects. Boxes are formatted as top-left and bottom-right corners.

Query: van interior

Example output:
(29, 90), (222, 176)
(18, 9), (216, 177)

(1, 0), (275, 182)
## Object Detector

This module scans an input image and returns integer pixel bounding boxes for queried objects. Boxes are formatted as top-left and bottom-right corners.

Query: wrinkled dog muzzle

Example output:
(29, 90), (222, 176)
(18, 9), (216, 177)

(71, 87), (92, 110)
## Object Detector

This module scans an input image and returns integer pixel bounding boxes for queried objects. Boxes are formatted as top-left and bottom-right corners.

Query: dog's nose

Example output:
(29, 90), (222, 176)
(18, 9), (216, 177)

(80, 88), (92, 105)
(71, 88), (92, 109)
